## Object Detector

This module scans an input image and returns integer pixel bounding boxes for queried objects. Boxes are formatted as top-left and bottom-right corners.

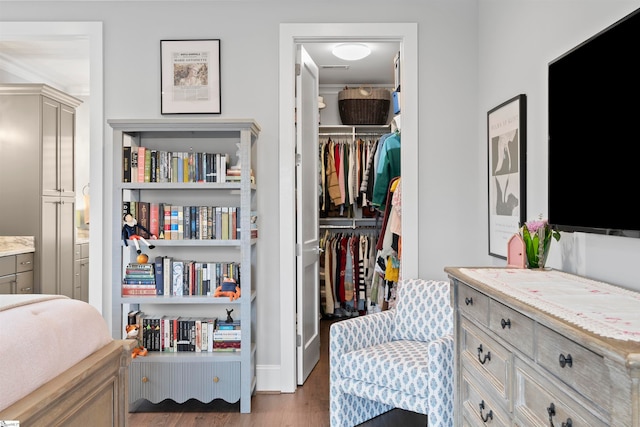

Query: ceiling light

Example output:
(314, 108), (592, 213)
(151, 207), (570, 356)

(332, 43), (371, 61)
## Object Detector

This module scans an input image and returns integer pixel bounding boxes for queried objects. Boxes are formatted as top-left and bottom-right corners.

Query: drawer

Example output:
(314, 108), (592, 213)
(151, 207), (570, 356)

(0, 255), (15, 276)
(16, 253), (34, 273)
(488, 299), (534, 357)
(460, 318), (511, 403)
(16, 270), (34, 294)
(536, 324), (609, 410)
(0, 275), (14, 294)
(461, 369), (511, 427)
(513, 357), (608, 426)
(458, 282), (490, 326)
(129, 359), (241, 404)
(81, 242), (90, 258)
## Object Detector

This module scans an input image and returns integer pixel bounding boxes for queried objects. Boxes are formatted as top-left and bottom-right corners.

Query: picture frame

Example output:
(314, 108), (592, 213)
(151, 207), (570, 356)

(487, 94), (527, 258)
(160, 39), (221, 114)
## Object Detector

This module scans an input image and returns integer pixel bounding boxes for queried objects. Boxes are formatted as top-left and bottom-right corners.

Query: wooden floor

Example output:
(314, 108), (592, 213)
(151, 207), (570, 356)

(127, 318), (427, 427)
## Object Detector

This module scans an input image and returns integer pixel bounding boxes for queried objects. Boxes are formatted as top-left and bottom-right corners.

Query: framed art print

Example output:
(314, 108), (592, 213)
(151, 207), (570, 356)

(487, 94), (527, 258)
(160, 39), (221, 114)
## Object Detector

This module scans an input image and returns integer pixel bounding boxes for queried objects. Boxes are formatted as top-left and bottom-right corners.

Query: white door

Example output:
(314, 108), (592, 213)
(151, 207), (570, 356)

(295, 44), (321, 385)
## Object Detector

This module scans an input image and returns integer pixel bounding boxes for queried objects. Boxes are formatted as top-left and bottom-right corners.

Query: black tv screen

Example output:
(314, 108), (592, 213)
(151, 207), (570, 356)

(548, 7), (640, 238)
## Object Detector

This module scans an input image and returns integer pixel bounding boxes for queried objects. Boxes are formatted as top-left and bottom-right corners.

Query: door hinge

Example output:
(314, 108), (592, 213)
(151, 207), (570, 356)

(295, 63), (301, 76)
(296, 334), (301, 347)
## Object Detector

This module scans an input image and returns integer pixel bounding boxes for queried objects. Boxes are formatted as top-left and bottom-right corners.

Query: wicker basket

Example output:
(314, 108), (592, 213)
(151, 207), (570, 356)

(338, 87), (391, 125)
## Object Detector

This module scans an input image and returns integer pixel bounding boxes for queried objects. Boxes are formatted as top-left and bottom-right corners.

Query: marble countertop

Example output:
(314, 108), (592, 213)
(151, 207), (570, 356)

(0, 236), (35, 257)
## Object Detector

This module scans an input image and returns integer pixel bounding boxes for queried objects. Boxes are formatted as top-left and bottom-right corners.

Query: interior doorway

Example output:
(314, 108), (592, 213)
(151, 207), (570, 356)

(279, 22), (419, 392)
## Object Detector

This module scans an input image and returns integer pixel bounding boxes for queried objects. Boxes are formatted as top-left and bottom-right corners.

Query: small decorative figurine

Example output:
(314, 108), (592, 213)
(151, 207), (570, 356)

(225, 308), (234, 323)
(122, 213), (157, 254)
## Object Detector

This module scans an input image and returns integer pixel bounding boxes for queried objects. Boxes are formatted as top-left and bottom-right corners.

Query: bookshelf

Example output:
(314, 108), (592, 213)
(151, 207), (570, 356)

(109, 118), (259, 413)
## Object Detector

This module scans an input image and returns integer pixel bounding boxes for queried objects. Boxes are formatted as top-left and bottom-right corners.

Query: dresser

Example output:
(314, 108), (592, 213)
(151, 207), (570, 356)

(446, 267), (640, 427)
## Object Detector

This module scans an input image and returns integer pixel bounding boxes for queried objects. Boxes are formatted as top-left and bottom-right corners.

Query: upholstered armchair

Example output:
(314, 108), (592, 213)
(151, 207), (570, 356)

(329, 279), (454, 427)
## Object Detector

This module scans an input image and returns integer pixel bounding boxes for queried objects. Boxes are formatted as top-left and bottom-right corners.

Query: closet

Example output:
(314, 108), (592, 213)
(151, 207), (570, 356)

(318, 124), (402, 317)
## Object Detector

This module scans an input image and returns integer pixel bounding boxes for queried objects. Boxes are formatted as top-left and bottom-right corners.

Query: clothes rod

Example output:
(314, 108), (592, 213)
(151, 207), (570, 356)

(319, 132), (388, 136)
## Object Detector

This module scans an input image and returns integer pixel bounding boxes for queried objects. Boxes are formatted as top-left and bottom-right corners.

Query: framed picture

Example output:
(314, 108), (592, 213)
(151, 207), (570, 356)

(487, 94), (527, 258)
(160, 39), (221, 114)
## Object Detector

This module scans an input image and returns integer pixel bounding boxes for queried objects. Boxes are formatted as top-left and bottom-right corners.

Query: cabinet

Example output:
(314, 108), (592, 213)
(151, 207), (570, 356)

(109, 118), (259, 413)
(74, 242), (90, 302)
(0, 253), (34, 294)
(446, 267), (640, 427)
(0, 84), (81, 296)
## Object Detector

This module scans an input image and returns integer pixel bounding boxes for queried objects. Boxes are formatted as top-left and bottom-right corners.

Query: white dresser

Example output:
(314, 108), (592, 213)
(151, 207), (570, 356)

(446, 267), (640, 427)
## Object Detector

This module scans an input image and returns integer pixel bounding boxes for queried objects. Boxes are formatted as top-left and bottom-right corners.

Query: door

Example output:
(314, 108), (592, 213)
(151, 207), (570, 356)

(295, 44), (321, 385)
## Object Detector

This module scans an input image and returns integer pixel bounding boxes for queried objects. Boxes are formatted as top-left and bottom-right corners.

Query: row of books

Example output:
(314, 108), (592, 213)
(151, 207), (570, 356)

(123, 202), (245, 240)
(122, 260), (240, 296)
(122, 144), (229, 184)
(128, 311), (242, 352)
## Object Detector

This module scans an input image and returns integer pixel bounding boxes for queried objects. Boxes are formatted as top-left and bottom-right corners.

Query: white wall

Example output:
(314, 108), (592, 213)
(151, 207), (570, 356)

(3, 0), (638, 392)
(477, 0), (640, 291)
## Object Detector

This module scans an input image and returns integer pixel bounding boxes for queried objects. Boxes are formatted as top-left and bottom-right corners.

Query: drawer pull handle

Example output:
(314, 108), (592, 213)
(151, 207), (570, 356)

(20, 287), (32, 292)
(500, 318), (511, 329)
(465, 297), (473, 305)
(213, 376), (220, 383)
(141, 376), (148, 383)
(547, 403), (572, 427)
(477, 344), (491, 364)
(559, 353), (572, 368)
(479, 400), (493, 423)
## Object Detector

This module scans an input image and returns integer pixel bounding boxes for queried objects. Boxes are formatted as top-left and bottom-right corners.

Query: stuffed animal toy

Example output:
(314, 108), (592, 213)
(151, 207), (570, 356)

(122, 213), (157, 254)
(214, 276), (241, 300)
(125, 324), (148, 358)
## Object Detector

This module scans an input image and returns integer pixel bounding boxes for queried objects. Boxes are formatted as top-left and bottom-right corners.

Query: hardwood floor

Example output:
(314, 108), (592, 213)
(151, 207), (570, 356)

(127, 319), (427, 427)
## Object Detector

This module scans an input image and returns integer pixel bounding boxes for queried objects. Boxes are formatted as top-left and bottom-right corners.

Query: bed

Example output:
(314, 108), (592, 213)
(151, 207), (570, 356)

(0, 294), (133, 427)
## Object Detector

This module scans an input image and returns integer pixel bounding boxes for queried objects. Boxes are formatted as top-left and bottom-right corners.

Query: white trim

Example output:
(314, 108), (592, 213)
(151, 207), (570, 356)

(279, 22), (418, 392)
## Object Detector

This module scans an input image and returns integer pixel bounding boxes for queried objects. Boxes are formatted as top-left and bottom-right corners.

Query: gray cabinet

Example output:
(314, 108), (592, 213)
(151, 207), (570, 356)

(447, 267), (640, 427)
(109, 118), (259, 413)
(0, 253), (34, 294)
(74, 242), (90, 302)
(0, 84), (81, 296)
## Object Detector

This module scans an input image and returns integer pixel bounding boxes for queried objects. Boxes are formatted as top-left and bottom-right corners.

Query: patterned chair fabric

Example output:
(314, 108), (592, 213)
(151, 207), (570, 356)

(329, 279), (454, 427)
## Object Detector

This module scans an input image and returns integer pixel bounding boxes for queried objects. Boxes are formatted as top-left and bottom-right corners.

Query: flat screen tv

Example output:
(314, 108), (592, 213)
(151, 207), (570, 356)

(548, 7), (640, 238)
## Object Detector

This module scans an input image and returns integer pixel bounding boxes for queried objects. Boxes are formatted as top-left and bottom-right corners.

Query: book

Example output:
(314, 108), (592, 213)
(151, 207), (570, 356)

(123, 145), (131, 182)
(154, 255), (164, 296)
(172, 260), (183, 296)
(131, 147), (138, 183)
(149, 202), (160, 237)
(163, 204), (172, 240)
(137, 146), (146, 183)
(150, 149), (157, 182)
(221, 207), (229, 240)
(230, 207), (237, 239)
(144, 147), (152, 183)
(219, 153), (227, 183)
(137, 201), (151, 239)
(122, 287), (157, 296)
(163, 256), (173, 296)
(171, 205), (180, 241)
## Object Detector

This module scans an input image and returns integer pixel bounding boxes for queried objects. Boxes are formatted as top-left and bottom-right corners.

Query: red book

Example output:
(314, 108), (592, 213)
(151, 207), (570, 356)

(163, 204), (172, 240)
(150, 202), (160, 237)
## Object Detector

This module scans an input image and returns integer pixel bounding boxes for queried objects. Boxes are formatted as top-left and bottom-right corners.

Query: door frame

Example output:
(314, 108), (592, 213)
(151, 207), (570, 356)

(278, 22), (419, 392)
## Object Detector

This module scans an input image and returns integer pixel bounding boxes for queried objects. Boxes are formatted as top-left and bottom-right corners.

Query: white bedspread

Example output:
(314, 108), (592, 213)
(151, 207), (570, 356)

(0, 294), (113, 410)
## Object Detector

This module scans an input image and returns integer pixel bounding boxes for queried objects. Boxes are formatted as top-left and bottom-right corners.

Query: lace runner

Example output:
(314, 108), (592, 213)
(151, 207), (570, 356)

(458, 268), (640, 342)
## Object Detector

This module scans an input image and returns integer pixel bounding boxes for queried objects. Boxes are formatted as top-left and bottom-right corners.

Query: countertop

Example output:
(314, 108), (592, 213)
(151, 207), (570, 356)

(0, 236), (35, 257)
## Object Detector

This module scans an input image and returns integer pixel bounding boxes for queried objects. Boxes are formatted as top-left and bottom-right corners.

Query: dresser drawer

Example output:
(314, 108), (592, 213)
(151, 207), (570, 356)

(488, 299), (534, 357)
(461, 369), (511, 427)
(458, 282), (490, 327)
(0, 255), (15, 276)
(536, 324), (609, 410)
(129, 359), (241, 404)
(461, 318), (511, 403)
(16, 253), (34, 273)
(513, 357), (608, 427)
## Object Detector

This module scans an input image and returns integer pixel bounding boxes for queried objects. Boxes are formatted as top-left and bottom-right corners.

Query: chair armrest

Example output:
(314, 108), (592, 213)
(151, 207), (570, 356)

(329, 310), (395, 360)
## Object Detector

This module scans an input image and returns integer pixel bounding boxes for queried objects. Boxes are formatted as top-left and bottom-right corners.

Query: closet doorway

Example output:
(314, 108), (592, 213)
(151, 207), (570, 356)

(279, 23), (419, 392)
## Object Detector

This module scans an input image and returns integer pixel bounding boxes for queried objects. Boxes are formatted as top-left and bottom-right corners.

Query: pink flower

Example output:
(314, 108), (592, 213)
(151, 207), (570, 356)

(524, 219), (547, 233)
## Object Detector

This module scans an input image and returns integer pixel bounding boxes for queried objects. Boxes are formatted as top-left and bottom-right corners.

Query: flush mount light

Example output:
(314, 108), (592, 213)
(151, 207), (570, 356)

(332, 43), (371, 61)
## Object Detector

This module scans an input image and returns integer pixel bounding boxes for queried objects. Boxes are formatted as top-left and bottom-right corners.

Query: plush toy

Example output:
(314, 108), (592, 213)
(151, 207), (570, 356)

(125, 324), (148, 358)
(214, 276), (241, 300)
(122, 213), (157, 254)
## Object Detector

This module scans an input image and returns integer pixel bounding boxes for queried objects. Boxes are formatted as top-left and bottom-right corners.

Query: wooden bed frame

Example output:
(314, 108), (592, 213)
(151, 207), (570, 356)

(0, 340), (134, 427)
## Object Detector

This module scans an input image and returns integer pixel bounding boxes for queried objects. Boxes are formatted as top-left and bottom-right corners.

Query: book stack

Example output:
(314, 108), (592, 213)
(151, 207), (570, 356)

(131, 314), (218, 353)
(122, 263), (156, 295)
(213, 319), (241, 352)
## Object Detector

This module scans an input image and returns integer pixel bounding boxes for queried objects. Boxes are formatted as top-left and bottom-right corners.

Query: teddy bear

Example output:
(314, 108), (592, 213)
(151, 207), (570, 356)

(125, 324), (148, 358)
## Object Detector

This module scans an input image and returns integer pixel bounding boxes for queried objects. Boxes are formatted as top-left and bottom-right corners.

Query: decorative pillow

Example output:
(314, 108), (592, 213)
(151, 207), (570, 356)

(392, 279), (453, 342)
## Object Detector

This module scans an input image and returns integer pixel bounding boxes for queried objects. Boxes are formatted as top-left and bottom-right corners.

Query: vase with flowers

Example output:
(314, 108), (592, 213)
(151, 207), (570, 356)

(520, 215), (561, 269)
